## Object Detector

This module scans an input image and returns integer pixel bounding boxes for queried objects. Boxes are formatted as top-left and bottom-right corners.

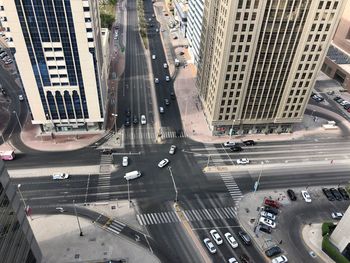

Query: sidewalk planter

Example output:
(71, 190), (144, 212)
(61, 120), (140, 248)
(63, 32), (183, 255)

(322, 235), (350, 263)
(322, 222), (335, 237)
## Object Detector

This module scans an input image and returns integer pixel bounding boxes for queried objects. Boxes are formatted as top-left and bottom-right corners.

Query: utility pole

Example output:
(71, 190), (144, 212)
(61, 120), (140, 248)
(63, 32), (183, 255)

(13, 111), (22, 131)
(73, 200), (83, 236)
(254, 161), (264, 193)
(127, 179), (131, 208)
(111, 113), (118, 133)
(168, 166), (178, 203)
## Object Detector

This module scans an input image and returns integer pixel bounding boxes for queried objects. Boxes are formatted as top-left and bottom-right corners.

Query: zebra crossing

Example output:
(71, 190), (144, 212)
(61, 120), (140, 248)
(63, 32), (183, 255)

(220, 173), (243, 205)
(105, 220), (126, 235)
(99, 154), (113, 174)
(136, 207), (237, 226)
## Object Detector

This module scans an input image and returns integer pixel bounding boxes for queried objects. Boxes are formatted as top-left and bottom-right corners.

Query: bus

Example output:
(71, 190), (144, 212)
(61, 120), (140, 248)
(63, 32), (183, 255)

(0, 150), (15, 160)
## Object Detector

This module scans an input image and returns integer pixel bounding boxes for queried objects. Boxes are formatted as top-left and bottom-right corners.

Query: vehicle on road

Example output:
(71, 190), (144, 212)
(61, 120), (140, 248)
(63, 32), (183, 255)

(152, 54), (156, 59)
(264, 199), (280, 208)
(258, 224), (272, 234)
(102, 148), (113, 154)
(124, 170), (141, 180)
(169, 145), (176, 155)
(164, 98), (170, 105)
(301, 190), (312, 202)
(287, 189), (297, 201)
(133, 116), (138, 124)
(159, 107), (164, 113)
(141, 115), (146, 125)
(243, 140), (255, 146)
(124, 117), (131, 127)
(264, 206), (279, 215)
(228, 257), (238, 263)
(224, 232), (238, 248)
(331, 212), (343, 220)
(154, 78), (159, 83)
(239, 254), (251, 263)
(165, 75), (170, 81)
(125, 108), (131, 116)
(0, 150), (15, 160)
(155, 28), (159, 32)
(122, 156), (128, 167)
(259, 217), (276, 228)
(338, 187), (349, 200)
(237, 158), (249, 165)
(260, 211), (276, 221)
(170, 92), (176, 100)
(271, 255), (288, 263)
(230, 146), (243, 152)
(330, 188), (342, 201)
(163, 63), (168, 68)
(238, 231), (251, 245)
(210, 229), (223, 245)
(52, 173), (69, 180)
(223, 141), (236, 147)
(158, 158), (169, 168)
(265, 246), (282, 257)
(18, 94), (24, 101)
(203, 238), (216, 254)
(322, 188), (335, 201)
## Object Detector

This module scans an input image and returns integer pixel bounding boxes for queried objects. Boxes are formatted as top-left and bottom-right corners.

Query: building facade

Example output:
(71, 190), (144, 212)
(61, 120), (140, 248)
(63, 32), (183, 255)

(330, 204), (350, 260)
(187, 0), (204, 65)
(174, 1), (188, 37)
(0, 0), (107, 132)
(197, 0), (347, 135)
(0, 161), (42, 263)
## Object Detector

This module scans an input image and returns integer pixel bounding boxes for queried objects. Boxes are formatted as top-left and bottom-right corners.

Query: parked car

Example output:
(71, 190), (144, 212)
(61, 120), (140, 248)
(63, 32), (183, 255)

(330, 188), (342, 201)
(264, 199), (280, 208)
(331, 212), (343, 220)
(210, 229), (223, 245)
(237, 158), (249, 165)
(265, 246), (282, 257)
(122, 156), (129, 167)
(230, 146), (243, 152)
(158, 158), (169, 168)
(338, 187), (349, 200)
(228, 258), (238, 263)
(259, 217), (276, 228)
(340, 101), (350, 106)
(52, 173), (69, 180)
(223, 141), (236, 147)
(258, 224), (272, 234)
(203, 238), (216, 254)
(243, 140), (255, 146)
(287, 189), (297, 201)
(301, 190), (312, 202)
(238, 231), (251, 245)
(271, 255), (288, 263)
(224, 232), (238, 248)
(264, 206), (279, 215)
(322, 188), (335, 201)
(169, 145), (176, 155)
(260, 211), (276, 221)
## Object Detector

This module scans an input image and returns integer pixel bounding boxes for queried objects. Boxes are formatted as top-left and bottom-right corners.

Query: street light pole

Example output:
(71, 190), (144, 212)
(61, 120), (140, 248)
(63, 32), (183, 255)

(73, 200), (83, 236)
(17, 184), (27, 208)
(206, 154), (211, 169)
(127, 179), (131, 208)
(168, 166), (178, 203)
(111, 113), (118, 133)
(13, 111), (22, 131)
(230, 119), (236, 139)
(254, 161), (264, 193)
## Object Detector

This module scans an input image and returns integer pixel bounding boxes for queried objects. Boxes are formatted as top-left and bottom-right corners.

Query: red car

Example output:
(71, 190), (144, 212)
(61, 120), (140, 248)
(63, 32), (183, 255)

(264, 198), (280, 208)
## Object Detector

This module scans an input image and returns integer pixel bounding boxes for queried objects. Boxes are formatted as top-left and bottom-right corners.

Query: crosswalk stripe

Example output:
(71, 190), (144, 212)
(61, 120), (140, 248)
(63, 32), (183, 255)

(203, 209), (213, 220)
(184, 211), (193, 221)
(163, 212), (171, 223)
(147, 214), (155, 225)
(198, 209), (207, 219)
(214, 208), (224, 218)
(182, 211), (190, 221)
(193, 210), (203, 221)
(221, 208), (231, 218)
(210, 209), (220, 219)
(160, 212), (168, 223)
(144, 214), (150, 225)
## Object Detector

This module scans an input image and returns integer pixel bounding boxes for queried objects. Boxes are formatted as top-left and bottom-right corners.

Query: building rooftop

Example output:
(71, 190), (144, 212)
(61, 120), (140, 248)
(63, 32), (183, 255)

(327, 44), (350, 64)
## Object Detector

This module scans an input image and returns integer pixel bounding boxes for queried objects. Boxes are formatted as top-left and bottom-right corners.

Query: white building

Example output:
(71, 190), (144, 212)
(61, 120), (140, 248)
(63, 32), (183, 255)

(187, 0), (204, 65)
(0, 0), (107, 132)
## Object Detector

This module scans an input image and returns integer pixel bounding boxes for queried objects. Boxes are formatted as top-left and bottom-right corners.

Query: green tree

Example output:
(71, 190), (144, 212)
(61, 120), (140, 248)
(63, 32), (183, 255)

(100, 13), (114, 29)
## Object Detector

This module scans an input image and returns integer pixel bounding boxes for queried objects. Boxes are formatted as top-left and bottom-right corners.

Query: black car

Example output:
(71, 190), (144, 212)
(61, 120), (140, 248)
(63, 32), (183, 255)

(259, 224), (271, 234)
(265, 246), (282, 257)
(133, 116), (138, 125)
(322, 188), (335, 201)
(239, 254), (250, 263)
(344, 104), (350, 110)
(334, 96), (341, 101)
(125, 108), (131, 117)
(338, 187), (350, 200)
(243, 140), (255, 146)
(330, 188), (343, 201)
(170, 92), (176, 100)
(238, 231), (251, 245)
(230, 146), (243, 152)
(287, 189), (297, 201)
(164, 98), (170, 106)
(124, 117), (131, 127)
(101, 148), (113, 154)
(264, 206), (278, 215)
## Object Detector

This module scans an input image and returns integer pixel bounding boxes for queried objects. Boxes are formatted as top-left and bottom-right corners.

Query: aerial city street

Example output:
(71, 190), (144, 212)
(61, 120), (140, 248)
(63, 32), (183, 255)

(0, 0), (350, 263)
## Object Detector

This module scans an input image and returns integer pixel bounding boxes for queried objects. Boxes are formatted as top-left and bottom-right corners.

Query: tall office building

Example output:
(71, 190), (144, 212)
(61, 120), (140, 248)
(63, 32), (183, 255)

(0, 0), (107, 132)
(0, 161), (42, 263)
(197, 0), (346, 135)
(187, 0), (204, 65)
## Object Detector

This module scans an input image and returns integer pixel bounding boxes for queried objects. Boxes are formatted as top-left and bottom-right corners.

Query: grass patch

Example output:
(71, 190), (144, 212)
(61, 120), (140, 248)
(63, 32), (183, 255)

(322, 235), (350, 263)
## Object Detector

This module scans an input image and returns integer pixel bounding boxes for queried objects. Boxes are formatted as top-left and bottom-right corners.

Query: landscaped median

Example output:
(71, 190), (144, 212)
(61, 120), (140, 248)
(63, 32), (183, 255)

(136, 0), (148, 49)
(321, 222), (350, 263)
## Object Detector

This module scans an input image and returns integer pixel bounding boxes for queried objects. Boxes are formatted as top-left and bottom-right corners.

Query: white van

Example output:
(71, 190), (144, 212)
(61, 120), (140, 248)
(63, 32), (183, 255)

(124, 170), (142, 180)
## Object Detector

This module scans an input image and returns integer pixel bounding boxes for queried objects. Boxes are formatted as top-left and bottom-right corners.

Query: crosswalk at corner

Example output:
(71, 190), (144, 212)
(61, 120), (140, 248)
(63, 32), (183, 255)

(160, 127), (187, 139)
(105, 220), (126, 235)
(220, 173), (243, 206)
(99, 154), (113, 174)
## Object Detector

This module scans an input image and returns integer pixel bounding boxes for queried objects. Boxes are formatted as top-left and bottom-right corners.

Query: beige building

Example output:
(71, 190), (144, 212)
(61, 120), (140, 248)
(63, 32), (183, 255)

(197, 0), (347, 135)
(330, 205), (350, 259)
(0, 0), (107, 132)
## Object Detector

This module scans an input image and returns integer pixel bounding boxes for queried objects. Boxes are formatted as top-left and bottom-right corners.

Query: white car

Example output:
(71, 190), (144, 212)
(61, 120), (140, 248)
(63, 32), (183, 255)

(260, 211), (276, 221)
(154, 78), (159, 83)
(159, 106), (164, 113)
(301, 190), (312, 203)
(272, 255), (288, 263)
(158, 158), (169, 168)
(122, 156), (128, 167)
(155, 28), (159, 32)
(203, 238), (216, 254)
(331, 212), (343, 219)
(169, 145), (176, 155)
(209, 229), (223, 245)
(223, 141), (236, 147)
(52, 173), (69, 180)
(152, 54), (156, 60)
(237, 158), (250, 165)
(259, 217), (276, 228)
(163, 63), (168, 68)
(141, 115), (147, 125)
(18, 94), (24, 101)
(224, 232), (238, 248)
(340, 101), (349, 106)
(228, 258), (238, 263)
(165, 75), (170, 81)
